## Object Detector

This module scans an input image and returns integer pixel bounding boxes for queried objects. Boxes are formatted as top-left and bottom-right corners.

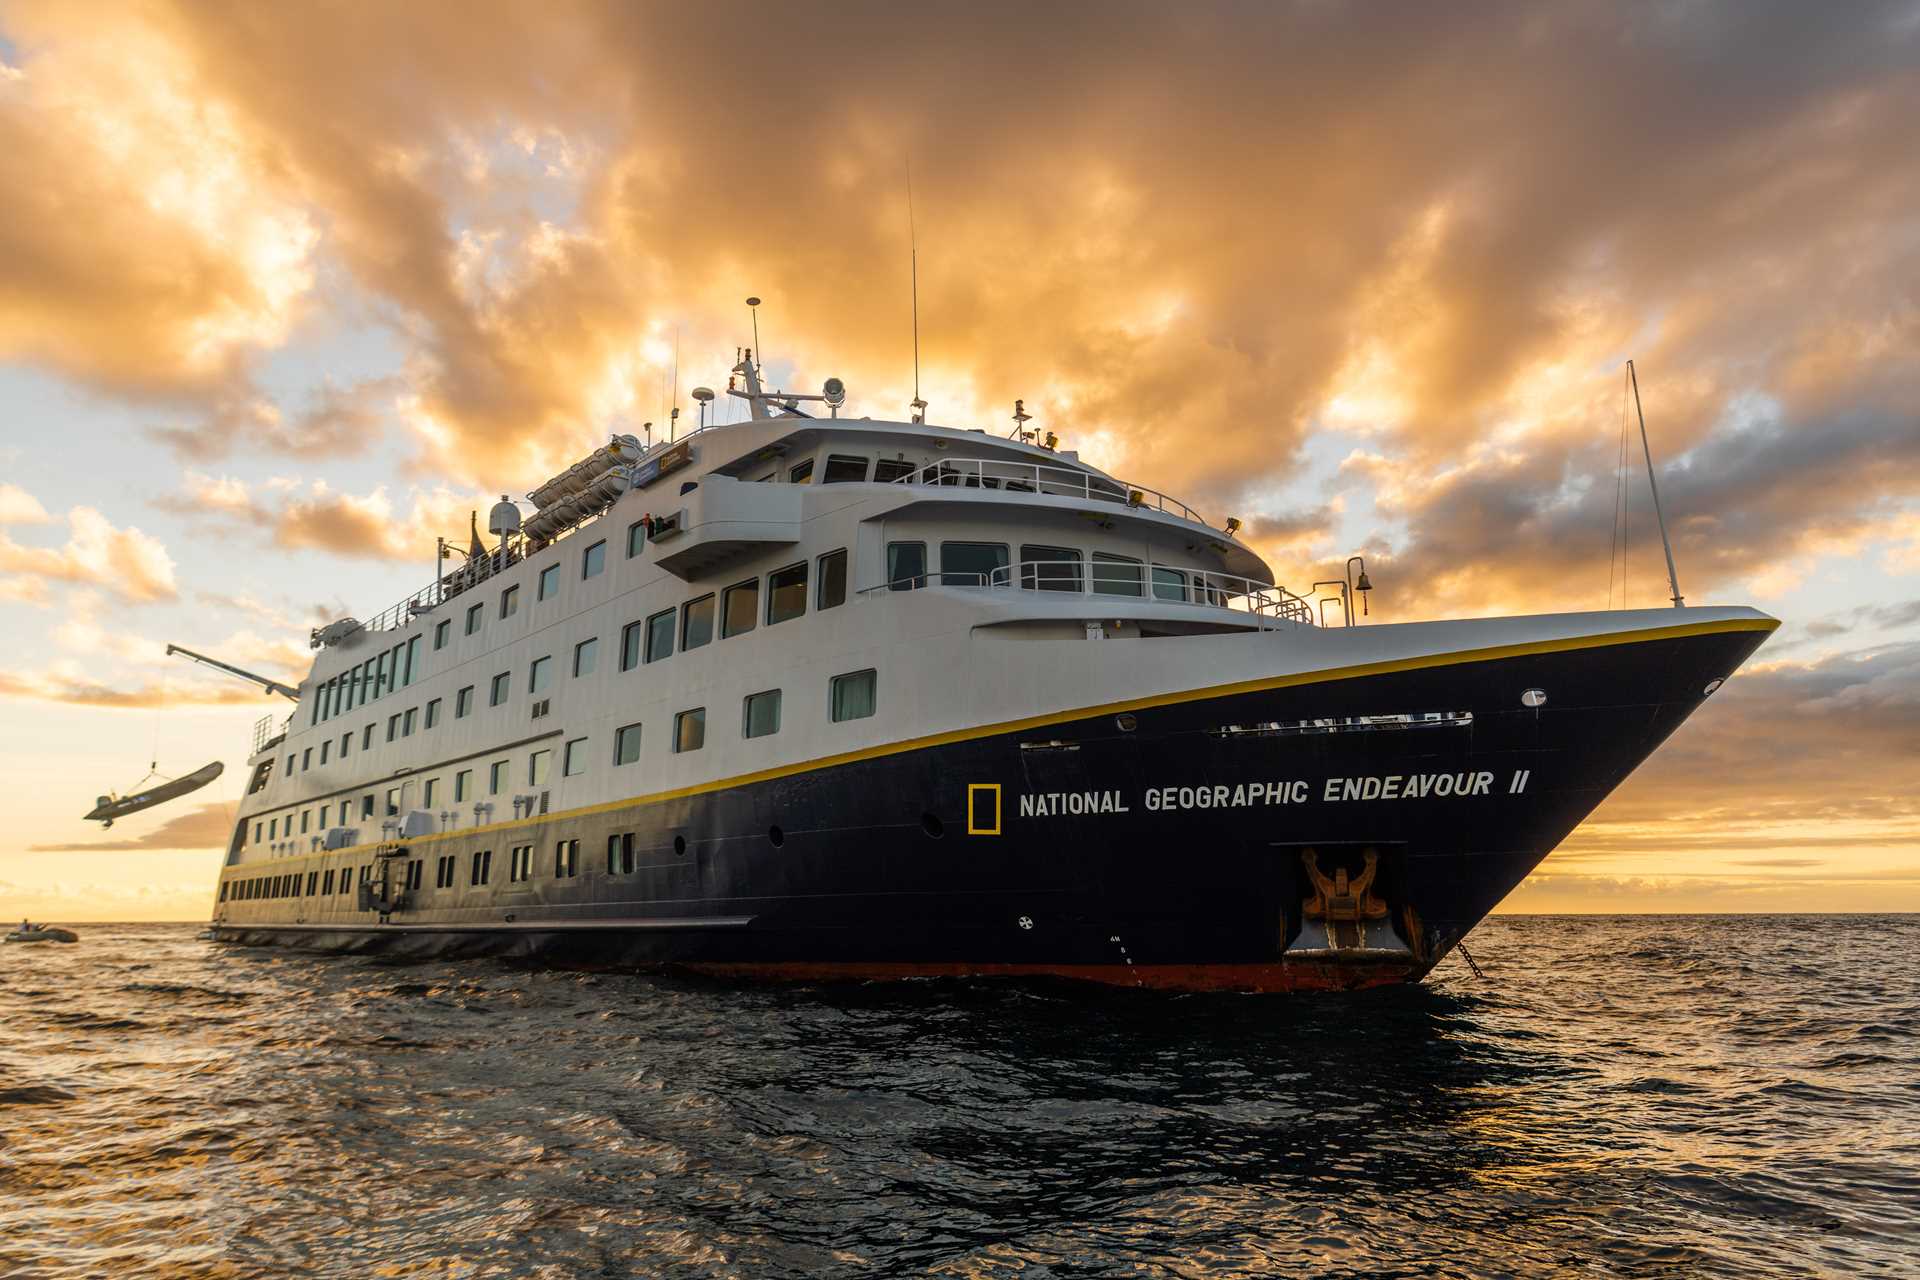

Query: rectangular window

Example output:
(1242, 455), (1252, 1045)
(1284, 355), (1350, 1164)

(722, 578), (758, 638)
(323, 868), (335, 895)
(646, 609), (675, 662)
(1092, 552), (1145, 596)
(554, 839), (578, 879)
(942, 541), (1009, 587)
(423, 777), (438, 808)
(471, 849), (491, 886)
(831, 669), (878, 722)
(300, 809), (310, 833)
(490, 672), (510, 706)
(529, 655), (553, 694)
(573, 637), (598, 678)
(1151, 566), (1188, 602)
(489, 760), (507, 794)
(822, 454), (869, 484)
(620, 620), (643, 671)
(501, 584), (520, 618)
(268, 817), (277, 839)
(627, 520), (646, 558)
(673, 707), (706, 753)
(286, 754), (295, 776)
(466, 602), (483, 635)
(509, 844), (531, 883)
(682, 594), (715, 651)
(320, 740), (330, 765)
(789, 457), (814, 484)
(1020, 544), (1084, 592)
(307, 870), (318, 896)
(253, 821), (262, 843)
(403, 707), (417, 736)
(874, 457), (916, 483)
(582, 540), (605, 579)
(743, 689), (781, 739)
(529, 749), (551, 785)
(361, 794), (374, 819)
(817, 548), (848, 610)
(434, 619), (450, 650)
(614, 722), (642, 765)
(375, 649), (391, 698)
(456, 685), (474, 718)
(302, 747), (312, 770)
(538, 563), (560, 600)
(607, 832), (635, 876)
(767, 562), (807, 625)
(362, 723), (374, 750)
(887, 541), (927, 590)
(564, 737), (588, 776)
(340, 731), (351, 756)
(387, 713), (400, 742)
(404, 634), (422, 686)
(385, 787), (399, 817)
(436, 856), (453, 889)
(455, 769), (472, 802)
(425, 698), (441, 729)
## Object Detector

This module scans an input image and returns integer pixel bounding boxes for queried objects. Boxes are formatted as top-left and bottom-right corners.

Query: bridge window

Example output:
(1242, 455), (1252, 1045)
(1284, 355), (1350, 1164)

(582, 540), (605, 580)
(682, 595), (715, 651)
(1019, 545), (1083, 592)
(646, 609), (675, 662)
(614, 722), (642, 765)
(722, 579), (758, 638)
(873, 458), (916, 483)
(831, 669), (877, 722)
(817, 549), (847, 610)
(766, 562), (807, 625)
(674, 707), (706, 753)
(574, 637), (598, 678)
(942, 541), (1008, 587)
(1092, 553), (1144, 597)
(789, 458), (814, 484)
(887, 541), (926, 591)
(743, 689), (781, 739)
(823, 454), (869, 484)
(1151, 566), (1188, 602)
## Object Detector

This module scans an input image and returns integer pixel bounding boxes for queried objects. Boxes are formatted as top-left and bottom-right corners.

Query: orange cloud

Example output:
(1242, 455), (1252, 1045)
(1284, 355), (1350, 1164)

(0, 498), (177, 603)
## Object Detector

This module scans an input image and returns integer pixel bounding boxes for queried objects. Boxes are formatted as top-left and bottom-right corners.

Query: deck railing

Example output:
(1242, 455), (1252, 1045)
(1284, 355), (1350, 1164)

(891, 457), (1210, 526)
(859, 560), (1316, 628)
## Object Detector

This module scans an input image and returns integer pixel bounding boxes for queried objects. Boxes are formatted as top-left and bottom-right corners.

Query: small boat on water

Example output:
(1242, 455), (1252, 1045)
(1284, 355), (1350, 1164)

(5, 924), (79, 944)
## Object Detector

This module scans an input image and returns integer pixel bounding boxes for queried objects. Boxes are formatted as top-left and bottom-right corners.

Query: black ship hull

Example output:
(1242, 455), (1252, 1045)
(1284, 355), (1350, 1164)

(212, 618), (1773, 991)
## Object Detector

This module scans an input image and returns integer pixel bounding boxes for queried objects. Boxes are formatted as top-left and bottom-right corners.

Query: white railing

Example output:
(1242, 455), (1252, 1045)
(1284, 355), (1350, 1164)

(860, 560), (1316, 627)
(892, 458), (1210, 526)
(361, 542), (527, 635)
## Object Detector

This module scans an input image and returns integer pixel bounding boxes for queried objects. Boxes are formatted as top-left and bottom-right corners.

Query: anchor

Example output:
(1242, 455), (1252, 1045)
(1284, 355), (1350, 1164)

(1300, 848), (1390, 951)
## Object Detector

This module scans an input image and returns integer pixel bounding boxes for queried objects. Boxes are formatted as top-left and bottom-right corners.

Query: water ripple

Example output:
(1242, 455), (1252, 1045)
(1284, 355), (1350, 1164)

(0, 916), (1915, 1276)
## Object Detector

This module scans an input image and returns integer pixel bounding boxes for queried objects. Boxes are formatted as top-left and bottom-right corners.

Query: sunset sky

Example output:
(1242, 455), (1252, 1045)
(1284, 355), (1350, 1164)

(2, 2), (1916, 921)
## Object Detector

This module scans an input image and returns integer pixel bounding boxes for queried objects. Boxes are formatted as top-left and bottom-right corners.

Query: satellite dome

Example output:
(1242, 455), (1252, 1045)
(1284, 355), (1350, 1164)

(488, 495), (522, 536)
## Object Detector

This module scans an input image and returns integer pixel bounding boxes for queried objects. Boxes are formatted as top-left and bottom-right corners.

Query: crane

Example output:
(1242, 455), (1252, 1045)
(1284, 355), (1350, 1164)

(165, 644), (301, 701)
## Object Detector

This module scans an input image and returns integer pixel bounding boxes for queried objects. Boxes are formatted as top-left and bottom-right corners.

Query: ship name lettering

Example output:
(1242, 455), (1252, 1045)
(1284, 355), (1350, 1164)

(1017, 789), (1131, 818)
(1322, 771), (1495, 801)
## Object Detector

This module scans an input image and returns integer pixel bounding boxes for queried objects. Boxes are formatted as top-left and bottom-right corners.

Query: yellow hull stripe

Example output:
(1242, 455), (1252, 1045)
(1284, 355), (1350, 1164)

(227, 616), (1775, 869)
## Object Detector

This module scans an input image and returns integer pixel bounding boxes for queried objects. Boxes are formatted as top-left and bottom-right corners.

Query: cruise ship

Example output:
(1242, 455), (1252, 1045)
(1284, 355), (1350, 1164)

(204, 351), (1777, 991)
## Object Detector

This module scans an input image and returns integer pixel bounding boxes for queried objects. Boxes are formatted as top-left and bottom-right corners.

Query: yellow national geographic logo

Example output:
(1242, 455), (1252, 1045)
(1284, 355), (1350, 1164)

(966, 783), (1001, 835)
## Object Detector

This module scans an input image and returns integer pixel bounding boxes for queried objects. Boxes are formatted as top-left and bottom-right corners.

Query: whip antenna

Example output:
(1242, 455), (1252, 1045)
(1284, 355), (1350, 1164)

(907, 161), (926, 424)
(1627, 359), (1684, 608)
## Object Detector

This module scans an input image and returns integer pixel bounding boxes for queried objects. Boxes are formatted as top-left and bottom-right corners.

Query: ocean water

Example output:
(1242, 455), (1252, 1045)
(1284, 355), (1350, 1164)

(1, 917), (1916, 1279)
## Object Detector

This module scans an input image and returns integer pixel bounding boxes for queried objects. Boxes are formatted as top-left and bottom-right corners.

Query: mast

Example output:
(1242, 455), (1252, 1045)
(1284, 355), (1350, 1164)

(1627, 359), (1684, 609)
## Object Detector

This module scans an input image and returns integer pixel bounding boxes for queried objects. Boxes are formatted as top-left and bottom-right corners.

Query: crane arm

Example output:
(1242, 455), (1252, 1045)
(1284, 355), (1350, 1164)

(165, 644), (301, 701)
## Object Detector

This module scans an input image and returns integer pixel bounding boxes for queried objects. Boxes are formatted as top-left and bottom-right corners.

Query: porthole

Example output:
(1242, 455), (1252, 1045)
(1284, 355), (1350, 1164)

(921, 812), (944, 839)
(1520, 688), (1548, 708)
(768, 825), (785, 848)
(673, 834), (687, 856)
(1114, 712), (1138, 732)
(1702, 678), (1724, 696)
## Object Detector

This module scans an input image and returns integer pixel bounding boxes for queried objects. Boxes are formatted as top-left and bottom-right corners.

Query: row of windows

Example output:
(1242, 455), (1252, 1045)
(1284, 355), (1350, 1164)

(226, 829), (668, 903)
(221, 863), (368, 902)
(757, 453), (918, 486)
(883, 539), (1201, 599)
(311, 633), (424, 727)
(248, 670), (879, 848)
